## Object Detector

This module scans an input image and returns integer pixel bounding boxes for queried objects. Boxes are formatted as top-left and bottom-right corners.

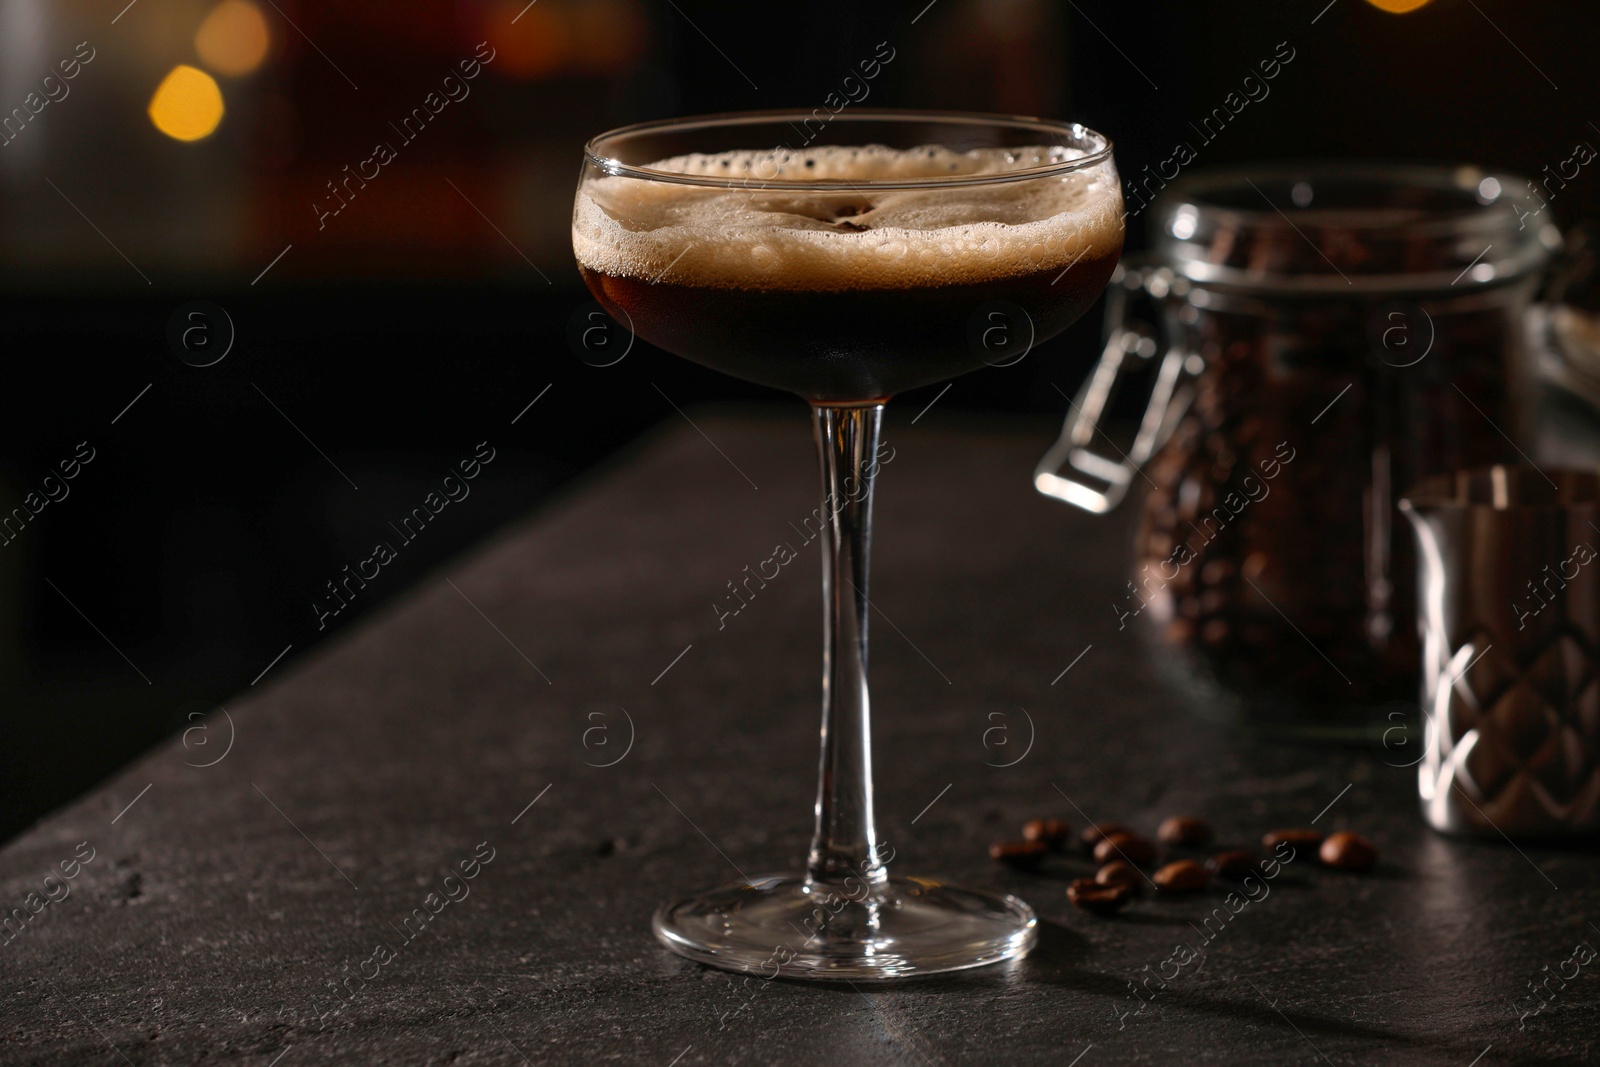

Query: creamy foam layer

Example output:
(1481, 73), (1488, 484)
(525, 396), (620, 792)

(573, 145), (1123, 291)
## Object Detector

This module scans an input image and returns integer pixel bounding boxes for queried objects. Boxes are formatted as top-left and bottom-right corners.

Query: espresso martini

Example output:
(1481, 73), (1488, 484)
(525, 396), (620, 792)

(574, 143), (1123, 401)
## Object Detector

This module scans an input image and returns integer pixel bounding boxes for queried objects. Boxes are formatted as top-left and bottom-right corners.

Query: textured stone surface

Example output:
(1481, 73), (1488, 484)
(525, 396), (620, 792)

(1, 412), (1597, 1065)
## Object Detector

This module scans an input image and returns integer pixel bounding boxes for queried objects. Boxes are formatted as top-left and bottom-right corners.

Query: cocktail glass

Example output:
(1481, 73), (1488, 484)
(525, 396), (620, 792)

(573, 110), (1123, 979)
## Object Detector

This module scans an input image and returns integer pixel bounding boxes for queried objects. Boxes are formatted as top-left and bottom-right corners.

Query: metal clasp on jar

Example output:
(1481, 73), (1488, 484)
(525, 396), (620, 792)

(1034, 261), (1201, 513)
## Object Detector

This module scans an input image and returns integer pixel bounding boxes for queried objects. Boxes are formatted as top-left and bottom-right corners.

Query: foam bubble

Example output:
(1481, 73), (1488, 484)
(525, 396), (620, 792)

(572, 144), (1123, 292)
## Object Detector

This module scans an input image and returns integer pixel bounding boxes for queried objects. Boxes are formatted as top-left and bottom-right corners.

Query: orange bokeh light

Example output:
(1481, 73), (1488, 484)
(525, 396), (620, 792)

(1365, 0), (1434, 13)
(149, 65), (225, 142)
(195, 0), (272, 76)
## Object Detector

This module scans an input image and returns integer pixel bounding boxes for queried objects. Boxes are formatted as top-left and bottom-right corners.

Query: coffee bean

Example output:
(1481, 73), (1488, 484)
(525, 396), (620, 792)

(1067, 877), (1130, 916)
(1153, 860), (1208, 893)
(1206, 849), (1258, 879)
(1080, 822), (1130, 850)
(1095, 861), (1140, 889)
(1158, 816), (1214, 846)
(1094, 832), (1156, 866)
(1261, 828), (1324, 854)
(1319, 831), (1377, 871)
(1023, 818), (1072, 848)
(989, 840), (1048, 871)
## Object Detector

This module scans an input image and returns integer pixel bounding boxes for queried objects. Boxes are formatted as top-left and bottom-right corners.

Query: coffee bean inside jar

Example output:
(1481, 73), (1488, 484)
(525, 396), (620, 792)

(1040, 165), (1559, 735)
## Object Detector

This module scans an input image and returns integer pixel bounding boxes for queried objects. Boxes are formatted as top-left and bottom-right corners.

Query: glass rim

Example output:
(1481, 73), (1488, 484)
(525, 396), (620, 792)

(582, 108), (1114, 191)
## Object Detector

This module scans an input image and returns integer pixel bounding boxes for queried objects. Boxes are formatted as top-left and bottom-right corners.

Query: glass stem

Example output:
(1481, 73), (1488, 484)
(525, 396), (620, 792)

(807, 403), (889, 892)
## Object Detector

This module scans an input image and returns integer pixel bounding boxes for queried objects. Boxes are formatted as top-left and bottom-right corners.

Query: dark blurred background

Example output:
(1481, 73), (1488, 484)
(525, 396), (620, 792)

(0, 0), (1595, 842)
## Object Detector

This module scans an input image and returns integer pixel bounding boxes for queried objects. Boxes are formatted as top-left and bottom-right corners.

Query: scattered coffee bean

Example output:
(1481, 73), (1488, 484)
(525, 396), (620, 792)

(1080, 822), (1130, 850)
(1158, 816), (1214, 846)
(1319, 831), (1377, 871)
(1261, 828), (1324, 853)
(1206, 849), (1258, 879)
(1153, 859), (1208, 893)
(1095, 861), (1140, 889)
(1067, 877), (1130, 916)
(989, 840), (1048, 871)
(1023, 818), (1072, 848)
(1093, 832), (1156, 866)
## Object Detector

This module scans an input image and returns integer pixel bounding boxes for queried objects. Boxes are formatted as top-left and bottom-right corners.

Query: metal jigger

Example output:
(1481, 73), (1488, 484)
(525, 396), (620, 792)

(1400, 466), (1600, 838)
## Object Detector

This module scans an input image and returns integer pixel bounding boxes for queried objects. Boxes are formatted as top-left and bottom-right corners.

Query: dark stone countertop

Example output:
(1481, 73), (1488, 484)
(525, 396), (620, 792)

(1, 411), (1595, 1066)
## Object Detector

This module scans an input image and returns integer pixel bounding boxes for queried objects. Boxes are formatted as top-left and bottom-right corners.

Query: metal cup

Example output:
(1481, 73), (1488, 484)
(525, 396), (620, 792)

(1399, 466), (1600, 838)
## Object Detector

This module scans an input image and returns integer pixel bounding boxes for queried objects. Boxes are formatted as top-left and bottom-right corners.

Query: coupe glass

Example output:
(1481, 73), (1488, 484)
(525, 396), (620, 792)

(572, 110), (1123, 979)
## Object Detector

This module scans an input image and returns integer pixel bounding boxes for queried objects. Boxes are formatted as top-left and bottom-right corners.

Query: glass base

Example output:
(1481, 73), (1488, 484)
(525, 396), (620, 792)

(652, 873), (1037, 981)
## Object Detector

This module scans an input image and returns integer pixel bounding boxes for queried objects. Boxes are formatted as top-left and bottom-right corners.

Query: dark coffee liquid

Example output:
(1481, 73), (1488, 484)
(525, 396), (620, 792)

(579, 248), (1120, 402)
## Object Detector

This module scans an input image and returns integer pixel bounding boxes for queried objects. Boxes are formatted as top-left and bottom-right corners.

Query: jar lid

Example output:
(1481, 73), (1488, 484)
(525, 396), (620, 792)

(1153, 164), (1562, 296)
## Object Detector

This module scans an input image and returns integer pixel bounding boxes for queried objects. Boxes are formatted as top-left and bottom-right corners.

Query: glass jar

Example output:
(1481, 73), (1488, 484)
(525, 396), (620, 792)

(1037, 164), (1564, 738)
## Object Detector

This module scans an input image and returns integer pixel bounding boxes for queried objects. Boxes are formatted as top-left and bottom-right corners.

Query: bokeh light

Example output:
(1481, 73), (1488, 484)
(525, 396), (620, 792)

(195, 0), (272, 76)
(149, 65), (226, 142)
(477, 0), (646, 79)
(1364, 0), (1433, 13)
(485, 0), (572, 80)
